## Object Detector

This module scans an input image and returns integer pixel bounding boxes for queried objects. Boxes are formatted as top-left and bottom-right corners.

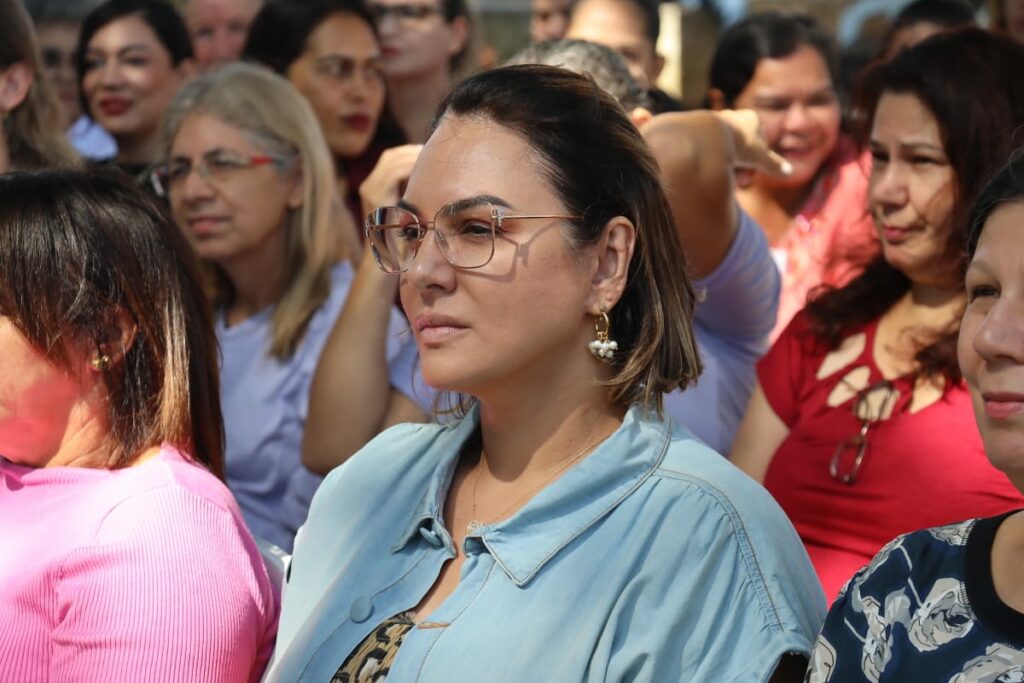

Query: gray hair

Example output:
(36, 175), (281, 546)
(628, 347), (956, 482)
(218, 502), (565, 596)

(162, 61), (349, 359)
(506, 38), (649, 111)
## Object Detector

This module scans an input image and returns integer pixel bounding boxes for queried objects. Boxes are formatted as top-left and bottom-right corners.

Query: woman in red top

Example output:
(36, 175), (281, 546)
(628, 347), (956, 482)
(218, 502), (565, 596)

(731, 29), (1024, 602)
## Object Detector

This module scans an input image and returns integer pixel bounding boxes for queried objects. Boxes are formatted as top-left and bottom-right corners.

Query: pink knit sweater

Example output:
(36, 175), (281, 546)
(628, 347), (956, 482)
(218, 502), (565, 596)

(0, 446), (279, 682)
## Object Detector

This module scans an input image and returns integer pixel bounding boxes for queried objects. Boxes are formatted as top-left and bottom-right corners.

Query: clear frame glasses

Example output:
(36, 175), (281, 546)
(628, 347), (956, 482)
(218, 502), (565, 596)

(830, 379), (899, 485)
(369, 3), (443, 24)
(365, 200), (579, 274)
(150, 150), (289, 198)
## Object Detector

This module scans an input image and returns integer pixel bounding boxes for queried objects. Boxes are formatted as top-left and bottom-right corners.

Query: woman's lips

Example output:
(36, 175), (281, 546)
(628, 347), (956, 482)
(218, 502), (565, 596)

(97, 97), (132, 116)
(780, 146), (816, 160)
(187, 217), (224, 236)
(983, 393), (1024, 420)
(417, 325), (468, 345)
(882, 226), (913, 244)
(414, 314), (468, 345)
(342, 114), (372, 133)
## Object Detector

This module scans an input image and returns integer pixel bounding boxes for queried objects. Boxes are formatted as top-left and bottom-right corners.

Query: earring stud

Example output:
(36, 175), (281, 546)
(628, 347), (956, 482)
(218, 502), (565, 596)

(89, 354), (111, 371)
(588, 307), (617, 362)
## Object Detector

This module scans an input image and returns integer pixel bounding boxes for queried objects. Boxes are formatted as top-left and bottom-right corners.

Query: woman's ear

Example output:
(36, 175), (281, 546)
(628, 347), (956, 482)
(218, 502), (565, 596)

(629, 107), (654, 129)
(0, 62), (33, 114)
(91, 306), (139, 371)
(286, 165), (305, 209)
(446, 16), (470, 60)
(175, 57), (197, 84)
(586, 216), (636, 314)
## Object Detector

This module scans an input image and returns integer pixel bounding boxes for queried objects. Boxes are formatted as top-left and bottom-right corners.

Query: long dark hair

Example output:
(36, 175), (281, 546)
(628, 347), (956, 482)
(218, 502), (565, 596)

(0, 170), (224, 475)
(805, 29), (1024, 382)
(243, 0), (405, 154)
(708, 11), (837, 106)
(433, 65), (702, 412)
(967, 149), (1024, 259)
(75, 0), (193, 118)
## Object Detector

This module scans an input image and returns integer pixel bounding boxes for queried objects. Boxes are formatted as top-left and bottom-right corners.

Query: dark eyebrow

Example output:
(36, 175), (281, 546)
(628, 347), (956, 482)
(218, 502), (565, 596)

(85, 44), (155, 57)
(397, 194), (514, 217)
(901, 143), (945, 155)
(314, 53), (384, 64)
(867, 138), (945, 155)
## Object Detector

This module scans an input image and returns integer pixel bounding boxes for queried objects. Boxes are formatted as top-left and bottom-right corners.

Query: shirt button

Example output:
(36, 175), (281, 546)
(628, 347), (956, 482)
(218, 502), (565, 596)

(419, 526), (442, 547)
(350, 597), (373, 623)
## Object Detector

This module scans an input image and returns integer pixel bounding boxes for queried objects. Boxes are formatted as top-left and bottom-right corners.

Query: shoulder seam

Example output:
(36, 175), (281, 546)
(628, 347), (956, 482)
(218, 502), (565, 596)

(650, 466), (788, 632)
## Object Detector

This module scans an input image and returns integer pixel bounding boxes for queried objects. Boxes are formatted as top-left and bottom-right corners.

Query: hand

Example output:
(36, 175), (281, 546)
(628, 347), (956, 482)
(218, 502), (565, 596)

(359, 144), (423, 218)
(714, 109), (791, 188)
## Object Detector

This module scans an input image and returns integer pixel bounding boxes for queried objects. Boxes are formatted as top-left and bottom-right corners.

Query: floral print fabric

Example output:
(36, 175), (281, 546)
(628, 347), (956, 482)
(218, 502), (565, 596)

(807, 512), (1024, 682)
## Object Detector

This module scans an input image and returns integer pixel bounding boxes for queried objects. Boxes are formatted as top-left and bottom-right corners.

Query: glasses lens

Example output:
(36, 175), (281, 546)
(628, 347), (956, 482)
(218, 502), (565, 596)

(434, 202), (495, 269)
(367, 207), (421, 273)
(830, 436), (866, 485)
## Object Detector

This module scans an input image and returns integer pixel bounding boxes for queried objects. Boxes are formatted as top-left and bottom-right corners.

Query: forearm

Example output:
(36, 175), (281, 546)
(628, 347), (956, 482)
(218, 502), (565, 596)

(303, 249), (399, 474)
(641, 111), (738, 278)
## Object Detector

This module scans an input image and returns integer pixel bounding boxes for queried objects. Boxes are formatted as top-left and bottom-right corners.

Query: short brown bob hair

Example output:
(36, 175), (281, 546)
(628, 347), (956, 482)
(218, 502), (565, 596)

(432, 65), (702, 413)
(0, 170), (224, 475)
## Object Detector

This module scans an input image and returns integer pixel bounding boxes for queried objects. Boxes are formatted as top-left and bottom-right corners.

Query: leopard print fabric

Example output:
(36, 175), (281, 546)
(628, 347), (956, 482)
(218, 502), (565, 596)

(331, 612), (416, 682)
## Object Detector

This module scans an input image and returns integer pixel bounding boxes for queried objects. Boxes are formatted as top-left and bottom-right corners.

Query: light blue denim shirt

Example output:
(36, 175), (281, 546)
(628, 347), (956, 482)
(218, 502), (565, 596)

(266, 404), (825, 682)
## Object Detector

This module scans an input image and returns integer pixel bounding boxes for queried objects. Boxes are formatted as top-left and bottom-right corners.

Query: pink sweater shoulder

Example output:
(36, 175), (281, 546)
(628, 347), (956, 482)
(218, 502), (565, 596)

(0, 446), (279, 683)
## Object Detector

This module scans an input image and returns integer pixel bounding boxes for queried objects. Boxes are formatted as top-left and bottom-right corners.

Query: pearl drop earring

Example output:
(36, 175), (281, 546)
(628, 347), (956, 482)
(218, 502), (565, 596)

(588, 307), (617, 362)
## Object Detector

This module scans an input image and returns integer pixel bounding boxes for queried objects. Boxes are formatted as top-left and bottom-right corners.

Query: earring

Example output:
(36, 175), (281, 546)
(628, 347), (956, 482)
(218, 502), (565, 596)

(89, 354), (111, 371)
(588, 307), (617, 362)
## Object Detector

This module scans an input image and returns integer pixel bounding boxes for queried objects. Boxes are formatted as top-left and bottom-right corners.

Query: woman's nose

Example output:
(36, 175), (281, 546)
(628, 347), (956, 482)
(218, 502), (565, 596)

(973, 296), (1024, 365)
(407, 228), (457, 292)
(870, 160), (908, 210)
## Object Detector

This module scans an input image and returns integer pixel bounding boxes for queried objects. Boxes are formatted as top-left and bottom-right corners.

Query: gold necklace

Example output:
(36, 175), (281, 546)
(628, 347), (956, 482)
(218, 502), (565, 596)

(465, 436), (605, 536)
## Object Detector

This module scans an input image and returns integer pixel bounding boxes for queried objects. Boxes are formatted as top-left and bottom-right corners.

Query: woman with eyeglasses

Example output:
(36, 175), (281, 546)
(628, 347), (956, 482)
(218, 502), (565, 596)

(76, 0), (195, 183)
(243, 0), (407, 228)
(157, 62), (428, 552)
(0, 0), (77, 173)
(264, 64), (825, 682)
(805, 149), (1024, 683)
(371, 0), (474, 142)
(731, 29), (1024, 603)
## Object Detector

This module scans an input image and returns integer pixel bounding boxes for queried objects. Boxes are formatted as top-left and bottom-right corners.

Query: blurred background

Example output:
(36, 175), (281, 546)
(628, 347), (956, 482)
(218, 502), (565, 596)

(477, 0), (991, 107)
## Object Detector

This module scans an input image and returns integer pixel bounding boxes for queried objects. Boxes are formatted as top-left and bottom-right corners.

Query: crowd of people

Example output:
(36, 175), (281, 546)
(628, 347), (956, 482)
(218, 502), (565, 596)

(0, 0), (1023, 680)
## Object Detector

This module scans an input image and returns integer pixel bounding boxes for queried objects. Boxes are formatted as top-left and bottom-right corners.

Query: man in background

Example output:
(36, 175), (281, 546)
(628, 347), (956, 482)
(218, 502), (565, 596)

(183, 0), (262, 71)
(565, 0), (683, 111)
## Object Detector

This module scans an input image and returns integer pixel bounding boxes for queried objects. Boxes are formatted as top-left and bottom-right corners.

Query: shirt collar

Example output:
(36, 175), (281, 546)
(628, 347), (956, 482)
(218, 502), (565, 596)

(391, 404), (672, 587)
(391, 407), (479, 552)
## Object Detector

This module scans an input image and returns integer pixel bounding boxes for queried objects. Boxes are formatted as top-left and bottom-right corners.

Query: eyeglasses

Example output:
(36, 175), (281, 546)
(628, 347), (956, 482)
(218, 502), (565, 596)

(369, 3), (443, 24)
(150, 150), (290, 198)
(830, 379), (899, 485)
(366, 200), (578, 273)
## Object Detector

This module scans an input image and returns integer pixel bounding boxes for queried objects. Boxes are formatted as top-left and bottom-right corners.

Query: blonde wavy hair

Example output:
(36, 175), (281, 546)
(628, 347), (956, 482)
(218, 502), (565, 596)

(0, 0), (76, 170)
(162, 61), (355, 359)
